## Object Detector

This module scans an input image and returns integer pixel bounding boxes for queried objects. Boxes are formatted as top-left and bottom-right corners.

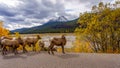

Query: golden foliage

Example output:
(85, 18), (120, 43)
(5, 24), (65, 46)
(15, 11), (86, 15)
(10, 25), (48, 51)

(74, 2), (120, 53)
(72, 34), (93, 53)
(0, 21), (10, 37)
(17, 45), (23, 50)
(15, 32), (20, 38)
(57, 48), (62, 53)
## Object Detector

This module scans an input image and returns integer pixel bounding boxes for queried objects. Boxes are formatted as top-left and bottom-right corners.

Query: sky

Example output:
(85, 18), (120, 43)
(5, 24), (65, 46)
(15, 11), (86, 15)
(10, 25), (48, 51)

(0, 0), (115, 30)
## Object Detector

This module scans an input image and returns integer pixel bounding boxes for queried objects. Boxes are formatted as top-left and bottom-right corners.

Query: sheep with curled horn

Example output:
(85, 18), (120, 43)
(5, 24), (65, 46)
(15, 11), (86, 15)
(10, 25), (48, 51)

(23, 35), (41, 52)
(1, 37), (23, 55)
(0, 36), (13, 52)
(48, 35), (66, 55)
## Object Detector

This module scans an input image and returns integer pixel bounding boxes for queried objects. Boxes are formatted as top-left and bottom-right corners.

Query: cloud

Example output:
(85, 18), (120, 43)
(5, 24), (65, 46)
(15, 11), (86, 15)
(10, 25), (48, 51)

(0, 0), (114, 30)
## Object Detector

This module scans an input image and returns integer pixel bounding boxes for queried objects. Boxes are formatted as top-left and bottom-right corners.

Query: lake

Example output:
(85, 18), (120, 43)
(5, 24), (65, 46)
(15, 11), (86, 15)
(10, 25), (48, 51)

(20, 33), (76, 48)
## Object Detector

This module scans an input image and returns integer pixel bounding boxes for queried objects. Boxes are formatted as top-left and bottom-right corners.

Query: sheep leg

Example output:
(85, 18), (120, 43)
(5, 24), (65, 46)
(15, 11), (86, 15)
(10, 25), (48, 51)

(48, 51), (50, 54)
(13, 47), (17, 55)
(2, 46), (6, 55)
(13, 46), (18, 55)
(22, 46), (25, 53)
(2, 47), (5, 55)
(48, 45), (54, 54)
(16, 49), (18, 54)
(48, 46), (51, 54)
(2, 47), (4, 55)
(51, 46), (54, 55)
(0, 44), (3, 51)
(23, 46), (27, 53)
(51, 48), (54, 55)
(3, 46), (7, 55)
(15, 48), (19, 55)
(15, 46), (19, 54)
(61, 46), (65, 54)
(32, 44), (36, 52)
(43, 47), (46, 51)
(10, 47), (14, 53)
(14, 49), (17, 55)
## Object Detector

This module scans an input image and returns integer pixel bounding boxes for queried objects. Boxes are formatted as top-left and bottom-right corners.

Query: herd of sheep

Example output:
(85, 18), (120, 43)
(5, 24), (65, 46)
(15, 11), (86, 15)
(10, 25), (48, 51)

(0, 35), (67, 55)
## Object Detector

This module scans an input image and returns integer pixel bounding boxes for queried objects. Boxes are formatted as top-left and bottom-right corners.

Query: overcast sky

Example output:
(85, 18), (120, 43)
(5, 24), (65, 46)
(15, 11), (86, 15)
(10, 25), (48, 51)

(0, 0), (115, 30)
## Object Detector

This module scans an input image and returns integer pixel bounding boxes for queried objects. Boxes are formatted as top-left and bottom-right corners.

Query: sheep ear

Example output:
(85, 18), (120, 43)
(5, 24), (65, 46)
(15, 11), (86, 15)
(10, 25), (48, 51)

(37, 35), (41, 39)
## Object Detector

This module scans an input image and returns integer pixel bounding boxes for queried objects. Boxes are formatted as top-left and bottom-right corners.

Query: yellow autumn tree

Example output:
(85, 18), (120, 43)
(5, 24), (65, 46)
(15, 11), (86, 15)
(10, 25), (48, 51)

(15, 32), (20, 38)
(75, 2), (120, 53)
(0, 21), (10, 37)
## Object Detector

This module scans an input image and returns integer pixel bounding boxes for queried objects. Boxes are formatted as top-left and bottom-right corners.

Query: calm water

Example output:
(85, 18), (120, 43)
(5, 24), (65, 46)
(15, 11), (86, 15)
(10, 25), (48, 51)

(19, 33), (76, 48)
(41, 35), (76, 48)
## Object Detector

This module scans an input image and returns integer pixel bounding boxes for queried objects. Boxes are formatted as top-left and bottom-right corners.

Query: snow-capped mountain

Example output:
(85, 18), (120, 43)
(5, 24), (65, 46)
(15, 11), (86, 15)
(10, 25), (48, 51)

(49, 16), (68, 22)
(57, 16), (68, 22)
(11, 16), (78, 34)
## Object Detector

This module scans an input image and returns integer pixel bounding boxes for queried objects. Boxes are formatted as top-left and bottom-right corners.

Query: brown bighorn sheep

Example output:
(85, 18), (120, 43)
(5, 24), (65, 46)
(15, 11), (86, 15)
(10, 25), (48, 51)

(1, 37), (22, 55)
(48, 35), (66, 55)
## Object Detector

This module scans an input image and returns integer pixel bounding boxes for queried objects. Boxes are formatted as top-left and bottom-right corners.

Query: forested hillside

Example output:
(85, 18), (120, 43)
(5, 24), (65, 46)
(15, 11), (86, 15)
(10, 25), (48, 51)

(12, 19), (78, 34)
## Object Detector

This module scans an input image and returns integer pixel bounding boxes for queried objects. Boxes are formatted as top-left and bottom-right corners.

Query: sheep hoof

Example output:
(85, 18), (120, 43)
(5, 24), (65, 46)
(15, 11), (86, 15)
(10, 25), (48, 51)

(63, 52), (65, 54)
(2, 53), (4, 55)
(52, 53), (54, 55)
(48, 52), (50, 54)
(14, 53), (17, 55)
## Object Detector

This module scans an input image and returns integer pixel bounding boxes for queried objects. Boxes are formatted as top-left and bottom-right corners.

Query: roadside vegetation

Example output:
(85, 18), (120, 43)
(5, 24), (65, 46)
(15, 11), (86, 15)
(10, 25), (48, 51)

(0, 21), (10, 37)
(75, 1), (120, 53)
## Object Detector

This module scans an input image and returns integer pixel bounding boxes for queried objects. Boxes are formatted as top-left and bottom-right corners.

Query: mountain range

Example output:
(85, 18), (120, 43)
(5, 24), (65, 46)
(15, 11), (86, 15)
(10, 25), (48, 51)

(11, 16), (78, 34)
